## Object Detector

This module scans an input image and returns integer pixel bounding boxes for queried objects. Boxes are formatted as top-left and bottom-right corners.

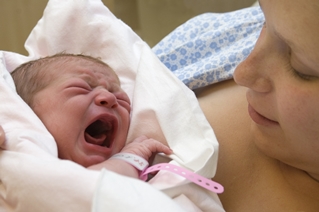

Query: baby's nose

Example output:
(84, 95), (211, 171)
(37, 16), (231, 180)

(94, 89), (118, 108)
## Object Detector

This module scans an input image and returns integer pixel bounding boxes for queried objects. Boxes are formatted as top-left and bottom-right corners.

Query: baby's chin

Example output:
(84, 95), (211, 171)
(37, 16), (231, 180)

(73, 154), (110, 168)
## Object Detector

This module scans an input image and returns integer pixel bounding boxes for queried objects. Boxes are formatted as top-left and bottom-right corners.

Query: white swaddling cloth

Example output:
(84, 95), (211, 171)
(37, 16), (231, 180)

(0, 0), (223, 211)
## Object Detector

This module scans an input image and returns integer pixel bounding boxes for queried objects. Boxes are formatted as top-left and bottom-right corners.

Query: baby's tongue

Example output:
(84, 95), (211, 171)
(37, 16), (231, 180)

(85, 132), (107, 145)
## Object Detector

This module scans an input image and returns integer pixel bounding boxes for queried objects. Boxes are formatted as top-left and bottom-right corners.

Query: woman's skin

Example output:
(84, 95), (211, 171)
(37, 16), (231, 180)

(196, 0), (319, 210)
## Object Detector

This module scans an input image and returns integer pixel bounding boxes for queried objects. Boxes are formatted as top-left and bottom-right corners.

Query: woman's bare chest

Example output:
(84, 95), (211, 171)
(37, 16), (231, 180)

(196, 80), (319, 211)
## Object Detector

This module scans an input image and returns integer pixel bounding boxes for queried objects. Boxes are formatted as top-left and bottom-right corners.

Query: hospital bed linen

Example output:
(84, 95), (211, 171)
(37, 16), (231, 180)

(153, 7), (264, 89)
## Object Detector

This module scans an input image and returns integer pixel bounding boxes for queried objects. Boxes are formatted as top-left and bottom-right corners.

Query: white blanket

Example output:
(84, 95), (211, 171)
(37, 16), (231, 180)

(0, 0), (223, 211)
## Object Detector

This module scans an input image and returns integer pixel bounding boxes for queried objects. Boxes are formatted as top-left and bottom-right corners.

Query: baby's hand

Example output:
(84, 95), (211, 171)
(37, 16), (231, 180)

(120, 135), (172, 162)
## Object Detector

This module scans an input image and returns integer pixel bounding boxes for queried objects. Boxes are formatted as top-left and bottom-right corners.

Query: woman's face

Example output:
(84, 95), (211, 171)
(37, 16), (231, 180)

(234, 0), (319, 180)
(32, 58), (131, 167)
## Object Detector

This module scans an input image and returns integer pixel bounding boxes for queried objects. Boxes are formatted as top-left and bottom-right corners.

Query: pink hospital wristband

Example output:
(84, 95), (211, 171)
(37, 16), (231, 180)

(111, 153), (224, 194)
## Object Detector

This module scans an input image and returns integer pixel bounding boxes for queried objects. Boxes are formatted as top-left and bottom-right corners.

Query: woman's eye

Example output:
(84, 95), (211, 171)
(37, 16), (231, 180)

(291, 68), (314, 81)
(288, 51), (316, 81)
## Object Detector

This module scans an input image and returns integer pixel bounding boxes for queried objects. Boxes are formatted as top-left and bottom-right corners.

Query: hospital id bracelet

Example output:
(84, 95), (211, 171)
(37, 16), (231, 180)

(140, 163), (224, 194)
(111, 153), (224, 194)
(111, 153), (149, 171)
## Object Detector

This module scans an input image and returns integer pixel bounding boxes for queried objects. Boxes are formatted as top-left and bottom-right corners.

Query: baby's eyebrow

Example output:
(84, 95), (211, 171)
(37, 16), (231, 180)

(79, 72), (99, 87)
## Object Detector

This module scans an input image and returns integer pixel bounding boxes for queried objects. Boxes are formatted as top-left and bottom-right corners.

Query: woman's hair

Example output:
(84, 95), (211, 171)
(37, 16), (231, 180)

(11, 53), (111, 107)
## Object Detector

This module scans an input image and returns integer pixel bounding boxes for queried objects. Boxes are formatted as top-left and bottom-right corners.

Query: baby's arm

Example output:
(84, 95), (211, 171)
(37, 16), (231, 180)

(88, 136), (172, 179)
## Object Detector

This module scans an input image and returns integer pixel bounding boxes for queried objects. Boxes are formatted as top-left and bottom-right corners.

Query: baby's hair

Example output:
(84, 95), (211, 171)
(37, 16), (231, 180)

(11, 53), (112, 107)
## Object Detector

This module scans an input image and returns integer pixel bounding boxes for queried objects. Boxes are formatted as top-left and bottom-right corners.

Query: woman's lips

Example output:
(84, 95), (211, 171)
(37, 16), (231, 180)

(248, 104), (278, 126)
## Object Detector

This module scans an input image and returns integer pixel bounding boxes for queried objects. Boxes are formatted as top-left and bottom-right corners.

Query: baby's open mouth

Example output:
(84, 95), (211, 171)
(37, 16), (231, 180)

(85, 119), (113, 148)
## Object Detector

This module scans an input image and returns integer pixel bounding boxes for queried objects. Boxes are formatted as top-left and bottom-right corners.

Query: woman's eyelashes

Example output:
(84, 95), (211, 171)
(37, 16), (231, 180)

(288, 51), (316, 81)
(290, 68), (315, 81)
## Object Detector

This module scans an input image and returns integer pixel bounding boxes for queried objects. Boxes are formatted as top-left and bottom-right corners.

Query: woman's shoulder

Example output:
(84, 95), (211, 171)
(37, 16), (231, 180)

(195, 79), (319, 211)
(195, 79), (251, 149)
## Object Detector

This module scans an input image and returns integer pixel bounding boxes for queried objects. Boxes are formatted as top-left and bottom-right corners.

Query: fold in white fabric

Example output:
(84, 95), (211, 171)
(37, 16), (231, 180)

(0, 0), (221, 211)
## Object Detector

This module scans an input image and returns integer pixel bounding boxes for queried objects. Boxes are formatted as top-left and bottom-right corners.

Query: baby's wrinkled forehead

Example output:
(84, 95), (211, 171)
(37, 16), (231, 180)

(54, 56), (118, 79)
(69, 57), (121, 88)
(81, 68), (119, 86)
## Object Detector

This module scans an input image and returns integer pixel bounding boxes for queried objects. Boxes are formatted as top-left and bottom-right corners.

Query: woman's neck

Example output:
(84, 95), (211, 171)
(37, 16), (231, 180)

(279, 162), (319, 196)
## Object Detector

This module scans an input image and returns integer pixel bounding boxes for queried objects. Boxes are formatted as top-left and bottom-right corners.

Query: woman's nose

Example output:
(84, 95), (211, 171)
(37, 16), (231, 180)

(233, 37), (272, 93)
(94, 89), (118, 108)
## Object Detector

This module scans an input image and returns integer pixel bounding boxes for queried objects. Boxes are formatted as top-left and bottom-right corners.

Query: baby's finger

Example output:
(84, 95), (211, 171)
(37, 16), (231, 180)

(147, 139), (173, 155)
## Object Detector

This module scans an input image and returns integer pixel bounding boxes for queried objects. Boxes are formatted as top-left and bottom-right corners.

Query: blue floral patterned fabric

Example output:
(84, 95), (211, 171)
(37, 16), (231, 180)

(152, 7), (264, 89)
